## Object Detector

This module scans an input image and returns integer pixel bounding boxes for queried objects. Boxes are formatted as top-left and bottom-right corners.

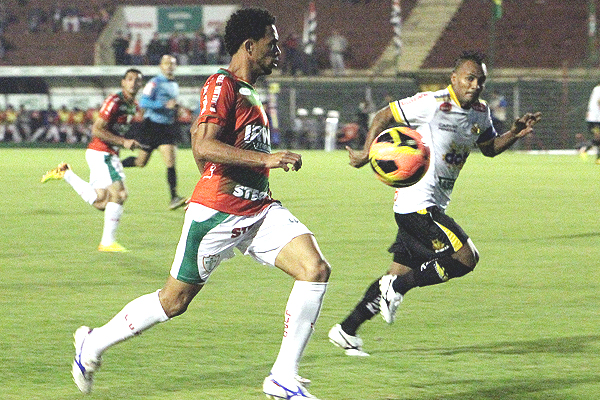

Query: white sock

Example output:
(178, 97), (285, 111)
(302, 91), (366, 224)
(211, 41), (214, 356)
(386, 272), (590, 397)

(271, 281), (328, 378)
(100, 202), (123, 246)
(63, 170), (98, 205)
(84, 290), (169, 360)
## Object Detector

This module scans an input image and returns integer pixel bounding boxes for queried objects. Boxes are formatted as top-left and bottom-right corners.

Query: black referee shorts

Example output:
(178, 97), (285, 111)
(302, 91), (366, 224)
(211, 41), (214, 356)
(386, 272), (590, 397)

(388, 206), (470, 269)
(134, 119), (179, 151)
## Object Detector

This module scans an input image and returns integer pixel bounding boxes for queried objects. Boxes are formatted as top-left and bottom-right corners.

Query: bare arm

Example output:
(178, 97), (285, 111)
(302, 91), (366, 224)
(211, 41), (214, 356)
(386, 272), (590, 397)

(191, 122), (303, 172)
(478, 112), (542, 157)
(346, 105), (396, 168)
(92, 117), (143, 150)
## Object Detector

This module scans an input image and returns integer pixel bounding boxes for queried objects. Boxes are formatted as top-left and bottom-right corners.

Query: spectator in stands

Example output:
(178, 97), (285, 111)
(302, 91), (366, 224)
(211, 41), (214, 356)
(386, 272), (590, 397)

(146, 32), (166, 66)
(17, 104), (32, 141)
(58, 105), (77, 143)
(112, 31), (130, 65)
(327, 30), (348, 76)
(62, 7), (80, 32)
(189, 30), (206, 65)
(50, 2), (63, 33)
(98, 6), (110, 31)
(586, 83), (600, 164)
(205, 31), (222, 65)
(0, 105), (22, 143)
(30, 105), (60, 142)
(71, 107), (89, 142)
(282, 33), (303, 76)
(489, 90), (508, 134)
(168, 31), (182, 63)
(130, 33), (145, 65)
(28, 7), (46, 33)
(178, 34), (190, 66)
(0, 35), (7, 60)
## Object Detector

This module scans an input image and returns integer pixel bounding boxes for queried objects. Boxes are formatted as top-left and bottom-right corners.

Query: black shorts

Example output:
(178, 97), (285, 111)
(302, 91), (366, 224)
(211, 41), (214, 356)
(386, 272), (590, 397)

(134, 119), (179, 151)
(388, 206), (470, 269)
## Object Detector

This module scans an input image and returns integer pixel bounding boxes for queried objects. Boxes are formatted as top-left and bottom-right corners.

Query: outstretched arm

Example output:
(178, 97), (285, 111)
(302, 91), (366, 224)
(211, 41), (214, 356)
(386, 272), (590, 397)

(191, 122), (302, 173)
(478, 112), (542, 157)
(346, 105), (395, 168)
(92, 117), (144, 150)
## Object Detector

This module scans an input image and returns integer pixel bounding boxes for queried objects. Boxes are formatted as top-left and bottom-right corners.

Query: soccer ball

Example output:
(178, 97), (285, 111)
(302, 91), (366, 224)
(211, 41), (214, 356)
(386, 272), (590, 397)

(368, 126), (430, 188)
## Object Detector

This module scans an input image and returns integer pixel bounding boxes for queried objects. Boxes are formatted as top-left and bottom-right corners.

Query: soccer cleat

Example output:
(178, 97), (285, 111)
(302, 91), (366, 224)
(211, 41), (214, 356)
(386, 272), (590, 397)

(328, 324), (369, 356)
(263, 374), (319, 399)
(295, 375), (311, 387)
(72, 326), (102, 394)
(169, 196), (187, 210)
(40, 162), (71, 183)
(98, 242), (128, 252)
(379, 275), (403, 324)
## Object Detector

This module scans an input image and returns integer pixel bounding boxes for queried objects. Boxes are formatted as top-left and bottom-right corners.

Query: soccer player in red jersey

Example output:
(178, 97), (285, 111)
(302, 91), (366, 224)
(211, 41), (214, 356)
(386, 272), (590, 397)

(41, 69), (145, 252)
(70, 9), (329, 399)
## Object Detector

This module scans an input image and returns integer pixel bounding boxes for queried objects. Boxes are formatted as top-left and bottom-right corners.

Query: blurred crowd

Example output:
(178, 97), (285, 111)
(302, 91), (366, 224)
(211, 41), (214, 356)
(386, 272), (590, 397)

(112, 30), (229, 67)
(0, 103), (195, 144)
(0, 0), (112, 60)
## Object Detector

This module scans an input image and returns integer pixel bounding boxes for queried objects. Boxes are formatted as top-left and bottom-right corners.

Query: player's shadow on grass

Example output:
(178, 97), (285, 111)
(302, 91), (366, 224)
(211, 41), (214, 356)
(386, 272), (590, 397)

(403, 334), (600, 356)
(394, 336), (600, 400)
(406, 375), (600, 400)
(501, 231), (600, 242)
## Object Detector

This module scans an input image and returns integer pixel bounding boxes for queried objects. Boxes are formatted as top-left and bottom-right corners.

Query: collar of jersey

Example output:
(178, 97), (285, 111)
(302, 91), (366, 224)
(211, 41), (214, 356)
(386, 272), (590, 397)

(447, 85), (460, 107)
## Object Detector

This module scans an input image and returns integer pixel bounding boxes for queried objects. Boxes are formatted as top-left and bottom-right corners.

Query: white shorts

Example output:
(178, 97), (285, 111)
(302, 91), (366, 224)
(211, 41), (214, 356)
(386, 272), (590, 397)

(170, 202), (313, 284)
(85, 149), (125, 189)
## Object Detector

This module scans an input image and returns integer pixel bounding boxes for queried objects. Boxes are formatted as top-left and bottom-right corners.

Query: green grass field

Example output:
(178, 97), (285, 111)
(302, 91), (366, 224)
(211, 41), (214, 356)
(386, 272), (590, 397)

(1, 148), (599, 400)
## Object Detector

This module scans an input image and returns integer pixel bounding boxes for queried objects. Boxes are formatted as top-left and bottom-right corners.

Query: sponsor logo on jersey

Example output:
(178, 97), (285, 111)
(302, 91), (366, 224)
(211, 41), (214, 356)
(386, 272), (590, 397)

(431, 239), (450, 253)
(400, 92), (428, 106)
(440, 102), (452, 112)
(444, 144), (470, 169)
(439, 123), (456, 132)
(244, 124), (271, 153)
(232, 184), (271, 202)
(209, 74), (226, 113)
(471, 123), (481, 135)
(438, 177), (456, 191)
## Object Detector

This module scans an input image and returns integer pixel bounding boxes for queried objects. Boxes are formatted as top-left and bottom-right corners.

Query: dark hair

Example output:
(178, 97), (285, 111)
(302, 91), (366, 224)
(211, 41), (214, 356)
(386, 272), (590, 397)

(123, 68), (142, 78)
(224, 8), (276, 56)
(453, 50), (486, 72)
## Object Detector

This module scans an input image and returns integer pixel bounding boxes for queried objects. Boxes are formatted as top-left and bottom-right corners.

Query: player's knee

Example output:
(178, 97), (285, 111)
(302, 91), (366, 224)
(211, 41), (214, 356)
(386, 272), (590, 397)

(444, 259), (474, 279)
(301, 258), (331, 282)
(92, 191), (108, 210)
(117, 190), (128, 204)
(159, 293), (191, 318)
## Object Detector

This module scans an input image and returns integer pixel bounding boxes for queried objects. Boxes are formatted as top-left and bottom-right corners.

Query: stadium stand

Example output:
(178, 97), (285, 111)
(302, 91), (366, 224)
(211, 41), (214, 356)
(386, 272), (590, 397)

(0, 0), (418, 69)
(423, 0), (590, 69)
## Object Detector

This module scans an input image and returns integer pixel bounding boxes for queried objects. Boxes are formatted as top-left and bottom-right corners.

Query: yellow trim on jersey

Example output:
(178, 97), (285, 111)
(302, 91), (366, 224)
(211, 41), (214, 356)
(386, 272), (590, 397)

(435, 221), (463, 252)
(447, 85), (460, 106)
(417, 209), (428, 215)
(389, 101), (406, 124)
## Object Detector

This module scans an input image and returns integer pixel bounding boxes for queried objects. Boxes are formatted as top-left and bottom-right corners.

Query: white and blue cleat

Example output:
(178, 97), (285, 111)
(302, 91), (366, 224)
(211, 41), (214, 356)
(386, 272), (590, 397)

(72, 326), (102, 394)
(263, 374), (320, 399)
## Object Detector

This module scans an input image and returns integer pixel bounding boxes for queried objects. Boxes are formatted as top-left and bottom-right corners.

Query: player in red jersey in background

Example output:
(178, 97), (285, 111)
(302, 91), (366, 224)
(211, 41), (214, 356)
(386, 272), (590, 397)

(41, 69), (145, 252)
(70, 9), (330, 399)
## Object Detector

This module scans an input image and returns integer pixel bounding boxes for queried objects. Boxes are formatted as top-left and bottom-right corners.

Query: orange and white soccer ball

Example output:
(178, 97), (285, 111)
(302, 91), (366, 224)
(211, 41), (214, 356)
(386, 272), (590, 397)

(368, 126), (430, 188)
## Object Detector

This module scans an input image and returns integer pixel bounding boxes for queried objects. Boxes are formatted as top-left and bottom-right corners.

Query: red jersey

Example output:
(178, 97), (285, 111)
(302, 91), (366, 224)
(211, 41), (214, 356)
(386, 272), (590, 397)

(88, 92), (138, 155)
(190, 69), (274, 216)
